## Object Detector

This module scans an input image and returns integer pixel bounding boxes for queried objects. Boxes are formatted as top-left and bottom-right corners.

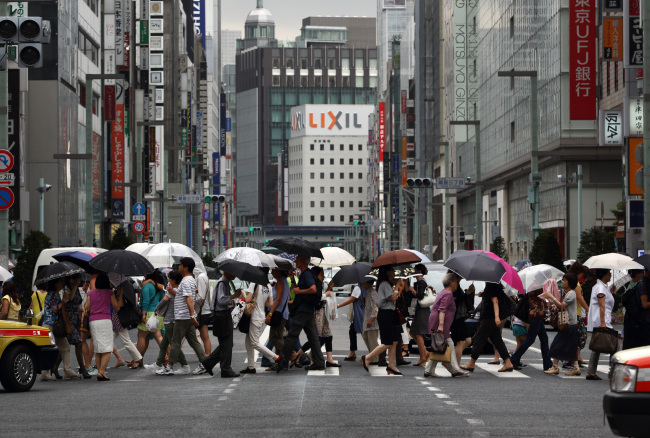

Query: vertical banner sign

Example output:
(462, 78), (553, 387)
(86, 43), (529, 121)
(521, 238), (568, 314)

(193, 0), (206, 49)
(124, 0), (130, 67)
(215, 92), (227, 223)
(7, 70), (19, 221)
(569, 0), (596, 120)
(154, 126), (164, 191)
(111, 103), (125, 219)
(283, 140), (289, 213)
(115, 0), (124, 66)
(212, 152), (220, 222)
(629, 97), (644, 136)
(104, 85), (116, 121)
(604, 0), (623, 12)
(599, 110), (623, 145)
(624, 0), (643, 68)
(453, 0), (468, 141)
(629, 137), (644, 195)
(195, 110), (202, 168)
(603, 18), (623, 61)
(378, 101), (385, 161)
(92, 132), (101, 221)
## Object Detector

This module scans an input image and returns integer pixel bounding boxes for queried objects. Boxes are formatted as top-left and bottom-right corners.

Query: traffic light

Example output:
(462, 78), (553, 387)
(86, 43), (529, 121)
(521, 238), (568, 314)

(445, 229), (450, 242)
(204, 194), (226, 203)
(406, 178), (434, 188)
(459, 230), (466, 244)
(353, 221), (358, 226)
(248, 226), (261, 232)
(0, 17), (51, 68)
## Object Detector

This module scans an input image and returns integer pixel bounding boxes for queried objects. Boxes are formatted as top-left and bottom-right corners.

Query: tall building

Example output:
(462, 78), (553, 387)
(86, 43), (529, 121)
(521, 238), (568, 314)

(220, 30), (242, 75)
(298, 17), (376, 48)
(376, 0), (415, 97)
(235, 1), (377, 226)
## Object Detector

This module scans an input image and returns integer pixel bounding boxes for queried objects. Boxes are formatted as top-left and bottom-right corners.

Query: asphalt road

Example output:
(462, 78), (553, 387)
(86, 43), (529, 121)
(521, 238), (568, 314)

(2, 301), (616, 437)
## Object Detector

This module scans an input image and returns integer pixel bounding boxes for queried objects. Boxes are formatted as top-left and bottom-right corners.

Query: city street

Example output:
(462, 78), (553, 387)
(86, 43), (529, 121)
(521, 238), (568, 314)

(2, 298), (615, 437)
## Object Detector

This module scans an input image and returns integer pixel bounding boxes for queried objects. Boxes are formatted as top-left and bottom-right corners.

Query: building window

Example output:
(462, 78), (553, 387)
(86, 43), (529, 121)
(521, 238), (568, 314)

(272, 57), (280, 68)
(349, 173), (353, 179)
(320, 158), (325, 165)
(358, 187), (363, 193)
(349, 187), (353, 193)
(328, 58), (336, 69)
(349, 159), (353, 165)
(358, 173), (363, 179)
(330, 201), (334, 207)
(310, 201), (315, 207)
(287, 76), (294, 87)
(320, 173), (324, 179)
(358, 201), (363, 207)
(300, 58), (308, 69)
(320, 187), (325, 193)
(300, 76), (308, 87)
(358, 144), (363, 151)
(329, 77), (336, 87)
(330, 144), (334, 151)
(355, 76), (364, 87)
(310, 215), (315, 222)
(310, 187), (315, 193)
(342, 77), (350, 87)
(340, 215), (344, 222)
(321, 201), (325, 207)
(510, 16), (514, 38)
(349, 201), (354, 207)
(510, 121), (515, 142)
(340, 187), (344, 193)
(314, 58), (322, 69)
(286, 58), (294, 68)
(340, 144), (344, 151)
(330, 159), (334, 165)
(310, 172), (315, 179)
(330, 215), (334, 222)
(320, 215), (325, 222)
(330, 173), (334, 179)
(349, 144), (353, 151)
(272, 76), (280, 86)
(340, 201), (344, 207)
(310, 158), (314, 165)
(349, 215), (354, 222)
(314, 76), (322, 87)
(320, 144), (324, 151)
(310, 144), (314, 150)
(78, 29), (100, 65)
(340, 173), (344, 179)
(358, 159), (363, 165)
(330, 187), (334, 193)
(340, 158), (344, 165)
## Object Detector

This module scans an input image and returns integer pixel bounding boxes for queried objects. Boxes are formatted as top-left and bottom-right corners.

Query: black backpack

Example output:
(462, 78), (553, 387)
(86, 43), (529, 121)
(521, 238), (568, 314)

(497, 291), (515, 318)
(514, 294), (530, 323)
(622, 282), (643, 324)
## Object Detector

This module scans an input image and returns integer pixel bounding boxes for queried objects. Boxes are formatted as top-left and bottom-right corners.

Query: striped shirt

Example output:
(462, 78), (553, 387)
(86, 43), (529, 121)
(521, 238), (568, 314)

(174, 276), (196, 321)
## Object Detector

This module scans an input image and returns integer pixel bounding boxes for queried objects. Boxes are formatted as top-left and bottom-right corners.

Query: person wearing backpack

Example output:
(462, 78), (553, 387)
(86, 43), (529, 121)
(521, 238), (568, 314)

(622, 269), (650, 350)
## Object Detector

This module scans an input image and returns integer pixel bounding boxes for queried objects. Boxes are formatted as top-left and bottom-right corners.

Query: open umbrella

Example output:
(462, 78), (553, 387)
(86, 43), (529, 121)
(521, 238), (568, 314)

(633, 254), (650, 270)
(0, 265), (12, 282)
(124, 242), (153, 255)
(260, 246), (283, 255)
(141, 242), (206, 272)
(277, 253), (297, 263)
(217, 259), (268, 284)
(372, 249), (421, 268)
(268, 237), (324, 259)
(311, 247), (355, 267)
(474, 250), (524, 293)
(89, 250), (155, 276)
(518, 264), (565, 293)
(405, 249), (431, 264)
(35, 261), (85, 284)
(205, 266), (220, 280)
(214, 247), (277, 268)
(53, 251), (101, 274)
(331, 262), (373, 286)
(268, 254), (294, 271)
(443, 250), (506, 283)
(584, 253), (643, 270)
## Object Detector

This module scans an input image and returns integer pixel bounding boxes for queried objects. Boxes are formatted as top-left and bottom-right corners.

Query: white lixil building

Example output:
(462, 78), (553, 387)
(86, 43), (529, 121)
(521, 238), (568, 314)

(288, 104), (374, 226)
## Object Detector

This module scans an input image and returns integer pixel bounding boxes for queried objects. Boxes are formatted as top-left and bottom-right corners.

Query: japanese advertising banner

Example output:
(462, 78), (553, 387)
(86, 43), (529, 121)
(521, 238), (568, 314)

(569, 0), (596, 120)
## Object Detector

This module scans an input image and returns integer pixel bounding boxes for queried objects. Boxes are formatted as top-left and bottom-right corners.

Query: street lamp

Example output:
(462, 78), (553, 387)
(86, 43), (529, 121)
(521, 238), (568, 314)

(36, 177), (52, 232)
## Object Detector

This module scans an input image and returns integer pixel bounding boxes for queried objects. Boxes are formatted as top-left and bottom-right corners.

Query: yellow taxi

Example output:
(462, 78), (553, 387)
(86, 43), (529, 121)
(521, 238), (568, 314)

(0, 319), (58, 392)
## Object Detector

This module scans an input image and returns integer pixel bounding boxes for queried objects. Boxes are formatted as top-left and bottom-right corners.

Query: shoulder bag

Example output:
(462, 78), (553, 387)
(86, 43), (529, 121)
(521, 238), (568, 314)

(427, 345), (452, 363)
(589, 327), (619, 355)
(549, 293), (570, 331)
(244, 285), (259, 316)
(428, 330), (447, 354)
(269, 296), (288, 327)
(418, 287), (436, 308)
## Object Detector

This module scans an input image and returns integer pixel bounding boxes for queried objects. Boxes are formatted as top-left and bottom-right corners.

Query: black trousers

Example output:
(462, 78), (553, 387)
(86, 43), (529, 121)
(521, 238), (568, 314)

(281, 311), (325, 367)
(471, 318), (510, 361)
(202, 310), (234, 372)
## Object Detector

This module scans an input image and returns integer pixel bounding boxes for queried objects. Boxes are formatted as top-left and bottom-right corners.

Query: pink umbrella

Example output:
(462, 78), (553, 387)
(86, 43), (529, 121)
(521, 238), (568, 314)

(472, 250), (524, 293)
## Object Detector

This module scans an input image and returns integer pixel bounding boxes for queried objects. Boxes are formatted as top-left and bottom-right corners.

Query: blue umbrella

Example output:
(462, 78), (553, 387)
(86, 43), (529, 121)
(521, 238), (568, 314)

(277, 252), (297, 263)
(53, 251), (101, 273)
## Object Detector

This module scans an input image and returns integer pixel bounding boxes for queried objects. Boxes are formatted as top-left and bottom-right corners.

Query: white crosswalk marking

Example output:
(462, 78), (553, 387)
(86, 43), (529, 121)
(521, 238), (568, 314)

(527, 363), (609, 378)
(475, 362), (529, 378)
(307, 367), (340, 376)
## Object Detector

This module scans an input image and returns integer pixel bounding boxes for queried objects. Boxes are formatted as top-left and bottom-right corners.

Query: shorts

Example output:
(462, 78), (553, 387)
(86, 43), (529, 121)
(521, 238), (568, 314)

(198, 313), (212, 328)
(513, 324), (528, 338)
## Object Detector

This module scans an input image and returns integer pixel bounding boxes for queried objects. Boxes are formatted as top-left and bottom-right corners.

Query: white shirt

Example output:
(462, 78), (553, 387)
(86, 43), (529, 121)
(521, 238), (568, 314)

(352, 286), (362, 300)
(248, 283), (272, 322)
(587, 279), (614, 331)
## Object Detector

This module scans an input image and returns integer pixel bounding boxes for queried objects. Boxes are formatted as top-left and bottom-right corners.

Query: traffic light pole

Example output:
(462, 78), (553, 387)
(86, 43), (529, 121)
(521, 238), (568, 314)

(644, 4), (650, 251)
(0, 3), (7, 269)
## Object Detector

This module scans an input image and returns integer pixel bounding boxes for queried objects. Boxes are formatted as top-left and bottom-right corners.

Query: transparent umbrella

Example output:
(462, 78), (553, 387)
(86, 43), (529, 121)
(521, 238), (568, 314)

(518, 264), (565, 293)
(214, 247), (277, 268)
(140, 242), (206, 272)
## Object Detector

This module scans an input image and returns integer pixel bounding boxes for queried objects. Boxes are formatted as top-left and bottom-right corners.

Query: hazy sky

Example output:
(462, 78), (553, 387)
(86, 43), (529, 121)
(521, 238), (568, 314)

(207, 0), (377, 41)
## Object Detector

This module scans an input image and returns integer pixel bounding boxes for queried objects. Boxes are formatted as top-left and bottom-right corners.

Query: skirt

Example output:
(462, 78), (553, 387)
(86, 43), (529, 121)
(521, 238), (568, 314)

(549, 324), (578, 362)
(409, 306), (431, 335)
(450, 318), (468, 343)
(378, 309), (398, 346)
(512, 324), (528, 338)
(90, 319), (113, 353)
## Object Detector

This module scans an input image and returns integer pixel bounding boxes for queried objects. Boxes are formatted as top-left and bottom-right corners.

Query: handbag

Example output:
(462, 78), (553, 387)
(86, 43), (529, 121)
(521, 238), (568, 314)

(244, 285), (259, 316)
(270, 298), (288, 327)
(428, 345), (452, 363)
(238, 313), (251, 333)
(347, 303), (354, 322)
(429, 330), (447, 354)
(52, 311), (69, 338)
(394, 308), (407, 325)
(589, 327), (619, 355)
(117, 301), (141, 330)
(418, 287), (436, 308)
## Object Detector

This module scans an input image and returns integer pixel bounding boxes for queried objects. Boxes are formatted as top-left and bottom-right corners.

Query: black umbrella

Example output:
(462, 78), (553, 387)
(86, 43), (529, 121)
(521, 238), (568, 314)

(53, 250), (102, 274)
(268, 237), (324, 259)
(35, 261), (85, 284)
(443, 250), (506, 283)
(89, 249), (155, 276)
(634, 254), (650, 270)
(332, 262), (373, 286)
(217, 259), (268, 284)
(205, 266), (220, 280)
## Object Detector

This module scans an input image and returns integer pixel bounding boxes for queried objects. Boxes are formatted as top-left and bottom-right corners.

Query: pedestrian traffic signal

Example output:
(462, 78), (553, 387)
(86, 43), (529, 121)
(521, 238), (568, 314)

(0, 17), (51, 68)
(459, 230), (466, 243)
(406, 178), (434, 188)
(204, 194), (226, 203)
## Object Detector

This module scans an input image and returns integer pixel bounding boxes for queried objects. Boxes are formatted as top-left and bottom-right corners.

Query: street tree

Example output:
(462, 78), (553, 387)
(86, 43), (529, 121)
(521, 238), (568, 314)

(529, 230), (563, 271)
(109, 227), (133, 250)
(13, 231), (52, 305)
(576, 226), (616, 262)
(490, 236), (508, 262)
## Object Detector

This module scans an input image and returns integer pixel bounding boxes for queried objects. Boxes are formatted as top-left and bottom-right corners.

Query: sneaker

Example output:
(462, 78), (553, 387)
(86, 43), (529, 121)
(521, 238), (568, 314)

(156, 365), (174, 375)
(565, 368), (582, 376)
(192, 363), (207, 375)
(40, 371), (56, 381)
(86, 367), (98, 376)
(544, 366), (559, 375)
(562, 363), (575, 370)
(144, 363), (162, 373)
(174, 365), (191, 375)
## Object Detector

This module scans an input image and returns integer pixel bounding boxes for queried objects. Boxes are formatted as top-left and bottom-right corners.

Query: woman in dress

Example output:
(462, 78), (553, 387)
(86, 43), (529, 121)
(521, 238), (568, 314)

(293, 267), (341, 368)
(461, 282), (514, 373)
(450, 273), (475, 365)
(86, 274), (121, 381)
(360, 266), (402, 375)
(424, 273), (469, 377)
(0, 280), (20, 320)
(585, 269), (616, 381)
(408, 264), (431, 366)
(542, 273), (581, 376)
(61, 274), (90, 378)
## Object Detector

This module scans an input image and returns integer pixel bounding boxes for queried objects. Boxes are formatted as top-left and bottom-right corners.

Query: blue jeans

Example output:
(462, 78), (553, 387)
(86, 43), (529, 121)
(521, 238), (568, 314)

(510, 318), (552, 369)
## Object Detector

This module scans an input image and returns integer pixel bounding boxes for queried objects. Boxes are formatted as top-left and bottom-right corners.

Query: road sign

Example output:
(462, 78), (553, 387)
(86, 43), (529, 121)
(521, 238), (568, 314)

(133, 221), (145, 234)
(0, 150), (14, 173)
(0, 173), (15, 186)
(0, 187), (14, 210)
(176, 194), (202, 204)
(436, 177), (466, 189)
(132, 214), (146, 221)
(133, 202), (146, 215)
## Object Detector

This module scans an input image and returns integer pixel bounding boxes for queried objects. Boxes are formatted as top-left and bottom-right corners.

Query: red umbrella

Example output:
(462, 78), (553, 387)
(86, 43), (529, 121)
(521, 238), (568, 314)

(472, 250), (524, 293)
(372, 250), (422, 268)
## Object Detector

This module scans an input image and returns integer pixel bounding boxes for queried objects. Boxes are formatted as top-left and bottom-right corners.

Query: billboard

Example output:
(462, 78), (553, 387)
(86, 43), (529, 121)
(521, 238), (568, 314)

(193, 0), (205, 49)
(603, 18), (623, 61)
(290, 105), (374, 138)
(569, 0), (596, 120)
(378, 102), (385, 161)
(624, 0), (643, 68)
(111, 104), (125, 219)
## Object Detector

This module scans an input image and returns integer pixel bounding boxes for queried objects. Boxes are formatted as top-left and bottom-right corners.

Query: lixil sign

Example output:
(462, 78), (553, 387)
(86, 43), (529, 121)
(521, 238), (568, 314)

(290, 105), (374, 138)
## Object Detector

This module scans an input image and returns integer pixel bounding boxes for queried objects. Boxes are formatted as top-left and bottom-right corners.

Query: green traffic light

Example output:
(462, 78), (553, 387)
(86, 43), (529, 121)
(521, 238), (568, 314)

(407, 178), (415, 187)
(353, 221), (358, 226)
(204, 196), (212, 202)
(249, 227), (254, 232)
(336, 238), (340, 241)
(327, 243), (331, 247)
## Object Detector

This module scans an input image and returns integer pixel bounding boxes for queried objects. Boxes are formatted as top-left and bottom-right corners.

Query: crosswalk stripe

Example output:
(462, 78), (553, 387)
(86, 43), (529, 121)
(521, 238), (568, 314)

(307, 367), (340, 376)
(475, 362), (529, 378)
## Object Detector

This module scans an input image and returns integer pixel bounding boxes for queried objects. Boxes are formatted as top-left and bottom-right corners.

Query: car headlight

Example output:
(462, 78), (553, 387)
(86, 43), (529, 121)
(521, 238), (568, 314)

(610, 363), (638, 393)
(48, 331), (56, 346)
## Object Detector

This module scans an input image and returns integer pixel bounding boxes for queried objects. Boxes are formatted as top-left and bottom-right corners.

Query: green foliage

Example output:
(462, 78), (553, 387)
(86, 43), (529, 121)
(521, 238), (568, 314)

(490, 236), (508, 262)
(529, 230), (563, 271)
(202, 252), (217, 269)
(576, 226), (616, 262)
(13, 231), (52, 306)
(109, 227), (133, 250)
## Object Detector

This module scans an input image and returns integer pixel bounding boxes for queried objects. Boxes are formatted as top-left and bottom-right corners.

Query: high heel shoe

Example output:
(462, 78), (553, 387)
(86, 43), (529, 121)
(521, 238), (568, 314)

(289, 352), (301, 369)
(96, 374), (110, 382)
(360, 355), (369, 373)
(413, 359), (427, 367)
(51, 368), (62, 380)
(386, 367), (403, 376)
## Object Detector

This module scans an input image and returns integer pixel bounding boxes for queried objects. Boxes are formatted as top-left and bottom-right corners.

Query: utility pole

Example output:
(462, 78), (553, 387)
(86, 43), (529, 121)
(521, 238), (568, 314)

(644, 3), (650, 251)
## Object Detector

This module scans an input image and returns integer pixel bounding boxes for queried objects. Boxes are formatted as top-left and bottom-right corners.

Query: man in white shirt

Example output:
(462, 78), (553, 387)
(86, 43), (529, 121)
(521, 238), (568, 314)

(194, 268), (213, 356)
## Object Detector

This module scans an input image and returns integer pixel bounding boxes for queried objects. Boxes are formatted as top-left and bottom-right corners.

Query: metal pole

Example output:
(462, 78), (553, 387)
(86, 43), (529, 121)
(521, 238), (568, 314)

(444, 146), (450, 259)
(530, 75), (541, 241)
(577, 164), (583, 249)
(414, 183), (419, 250)
(356, 225), (360, 260)
(475, 126), (482, 250)
(0, 2), (8, 267)
(39, 178), (44, 232)
(428, 161), (434, 261)
(85, 74), (94, 246)
(642, 2), (650, 249)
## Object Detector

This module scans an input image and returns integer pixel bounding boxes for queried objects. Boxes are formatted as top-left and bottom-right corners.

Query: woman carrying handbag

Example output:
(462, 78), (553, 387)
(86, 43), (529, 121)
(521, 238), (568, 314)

(424, 273), (469, 378)
(407, 264), (432, 367)
(585, 269), (616, 381)
(542, 273), (581, 376)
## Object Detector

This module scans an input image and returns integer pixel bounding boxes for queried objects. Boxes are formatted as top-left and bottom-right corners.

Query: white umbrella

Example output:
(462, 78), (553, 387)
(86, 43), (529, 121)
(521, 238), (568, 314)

(608, 270), (632, 291)
(0, 265), (12, 281)
(214, 247), (277, 268)
(518, 264), (565, 293)
(406, 249), (432, 264)
(311, 247), (356, 267)
(125, 242), (153, 255)
(141, 242), (206, 272)
(583, 253), (644, 270)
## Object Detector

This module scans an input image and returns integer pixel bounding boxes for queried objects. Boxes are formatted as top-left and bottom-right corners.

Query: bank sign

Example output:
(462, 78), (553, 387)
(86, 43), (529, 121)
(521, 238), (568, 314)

(290, 105), (374, 138)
